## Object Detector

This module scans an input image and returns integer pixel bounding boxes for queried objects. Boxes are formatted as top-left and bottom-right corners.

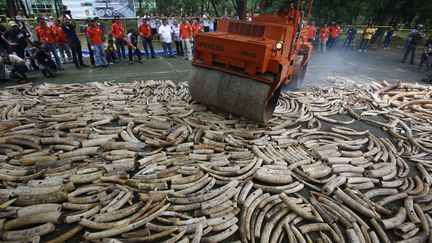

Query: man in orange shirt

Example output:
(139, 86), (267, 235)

(112, 16), (126, 59)
(35, 17), (62, 69)
(52, 18), (72, 64)
(318, 23), (330, 53)
(328, 22), (341, 50)
(191, 18), (203, 38)
(138, 18), (156, 59)
(307, 21), (317, 42)
(87, 19), (108, 68)
(180, 17), (193, 61)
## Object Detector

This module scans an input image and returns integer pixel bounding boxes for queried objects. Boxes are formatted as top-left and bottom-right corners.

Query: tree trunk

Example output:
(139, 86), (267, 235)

(201, 0), (205, 15)
(235, 0), (245, 19)
(210, 0), (219, 16)
(6, 0), (16, 17)
(138, 0), (143, 16)
(371, 0), (395, 44)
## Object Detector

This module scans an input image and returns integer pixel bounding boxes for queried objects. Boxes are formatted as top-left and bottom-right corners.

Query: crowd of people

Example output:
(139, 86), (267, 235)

(0, 10), (430, 83)
(307, 21), (431, 70)
(0, 11), (216, 83)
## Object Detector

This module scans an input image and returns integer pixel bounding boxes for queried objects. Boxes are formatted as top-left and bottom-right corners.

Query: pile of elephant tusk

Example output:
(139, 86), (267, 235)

(0, 78), (431, 243)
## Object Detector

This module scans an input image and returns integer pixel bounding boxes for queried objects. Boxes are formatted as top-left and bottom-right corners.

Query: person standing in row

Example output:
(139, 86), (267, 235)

(52, 18), (72, 64)
(318, 23), (329, 53)
(403, 25), (417, 53)
(86, 19), (108, 68)
(0, 23), (9, 52)
(359, 24), (376, 52)
(112, 16), (126, 59)
(402, 25), (425, 64)
(307, 21), (317, 42)
(192, 18), (203, 39)
(203, 12), (210, 32)
(180, 17), (193, 61)
(383, 27), (396, 50)
(81, 18), (95, 66)
(138, 18), (156, 59)
(327, 22), (340, 50)
(158, 19), (174, 58)
(35, 17), (63, 69)
(149, 14), (157, 36)
(126, 29), (142, 64)
(155, 16), (162, 36)
(209, 16), (215, 32)
(419, 35), (432, 71)
(342, 25), (356, 51)
(172, 20), (183, 56)
(61, 13), (87, 69)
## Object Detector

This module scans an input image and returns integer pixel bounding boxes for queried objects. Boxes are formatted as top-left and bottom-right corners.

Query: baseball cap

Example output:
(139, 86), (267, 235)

(9, 21), (17, 27)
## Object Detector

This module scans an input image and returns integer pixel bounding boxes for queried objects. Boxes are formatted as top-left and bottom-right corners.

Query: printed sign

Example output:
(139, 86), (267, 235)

(62, 0), (136, 19)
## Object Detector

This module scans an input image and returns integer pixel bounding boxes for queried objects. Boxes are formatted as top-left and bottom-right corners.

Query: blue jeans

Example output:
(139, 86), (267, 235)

(383, 37), (392, 48)
(142, 38), (155, 57)
(402, 44), (417, 64)
(162, 42), (174, 57)
(93, 44), (108, 67)
(342, 38), (354, 50)
(42, 43), (62, 68)
(115, 38), (126, 58)
(359, 39), (370, 51)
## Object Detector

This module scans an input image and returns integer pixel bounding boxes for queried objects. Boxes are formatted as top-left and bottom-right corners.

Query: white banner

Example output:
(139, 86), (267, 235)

(62, 0), (136, 19)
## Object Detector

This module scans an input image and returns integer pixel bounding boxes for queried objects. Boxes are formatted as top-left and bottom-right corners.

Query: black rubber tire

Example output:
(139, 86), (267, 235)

(189, 66), (279, 123)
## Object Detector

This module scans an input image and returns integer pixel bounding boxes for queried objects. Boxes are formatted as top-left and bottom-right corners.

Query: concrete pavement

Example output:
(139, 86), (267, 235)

(0, 49), (429, 88)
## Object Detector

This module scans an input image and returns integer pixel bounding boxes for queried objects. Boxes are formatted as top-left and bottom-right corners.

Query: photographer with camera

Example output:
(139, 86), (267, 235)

(60, 9), (88, 69)
(0, 49), (28, 82)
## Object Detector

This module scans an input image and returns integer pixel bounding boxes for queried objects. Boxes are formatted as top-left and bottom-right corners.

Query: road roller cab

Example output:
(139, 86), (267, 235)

(190, 0), (313, 123)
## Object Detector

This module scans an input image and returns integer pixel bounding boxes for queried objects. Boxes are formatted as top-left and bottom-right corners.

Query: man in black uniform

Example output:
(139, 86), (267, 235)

(2, 21), (30, 58)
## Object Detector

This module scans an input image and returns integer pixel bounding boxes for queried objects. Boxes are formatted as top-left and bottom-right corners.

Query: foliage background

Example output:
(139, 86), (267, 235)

(143, 0), (431, 28)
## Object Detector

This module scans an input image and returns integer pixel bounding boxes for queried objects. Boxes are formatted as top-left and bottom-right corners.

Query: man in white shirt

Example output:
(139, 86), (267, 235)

(158, 19), (174, 58)
(149, 14), (157, 35)
(209, 15), (215, 32)
(168, 15), (175, 27)
(172, 20), (183, 56)
(203, 12), (210, 32)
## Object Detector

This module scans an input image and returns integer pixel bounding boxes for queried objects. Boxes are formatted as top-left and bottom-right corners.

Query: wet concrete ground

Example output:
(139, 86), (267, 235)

(304, 48), (429, 86)
(0, 48), (429, 88)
